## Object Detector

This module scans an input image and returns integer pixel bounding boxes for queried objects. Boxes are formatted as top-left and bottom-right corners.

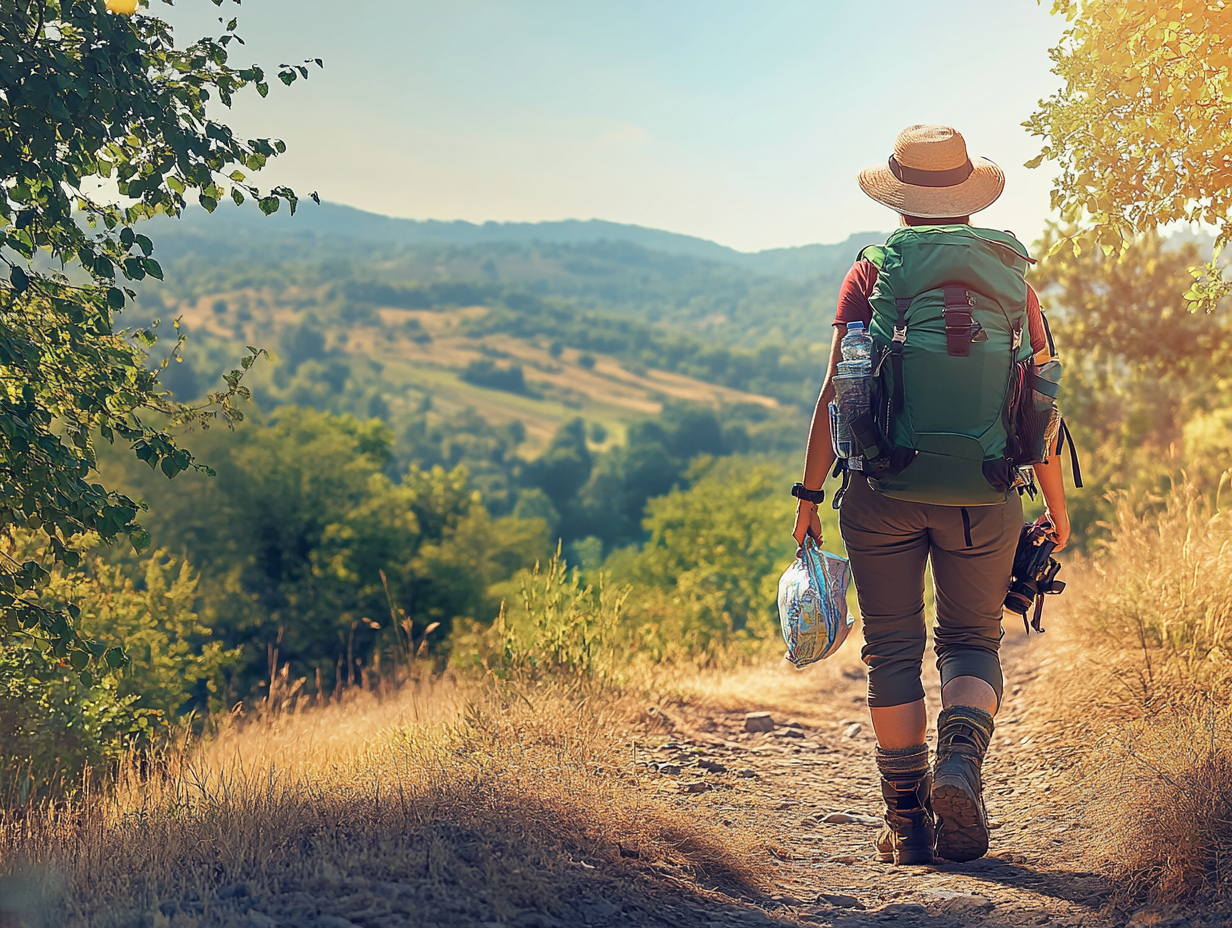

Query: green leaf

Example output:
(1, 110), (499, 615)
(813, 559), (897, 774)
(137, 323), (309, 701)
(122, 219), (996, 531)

(107, 287), (126, 309)
(259, 197), (280, 216)
(143, 258), (164, 280)
(104, 647), (126, 669)
(9, 265), (28, 294)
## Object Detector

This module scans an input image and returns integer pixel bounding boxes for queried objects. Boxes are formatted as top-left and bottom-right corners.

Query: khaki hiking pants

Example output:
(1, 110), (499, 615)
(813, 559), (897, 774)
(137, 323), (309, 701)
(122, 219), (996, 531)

(838, 475), (1021, 709)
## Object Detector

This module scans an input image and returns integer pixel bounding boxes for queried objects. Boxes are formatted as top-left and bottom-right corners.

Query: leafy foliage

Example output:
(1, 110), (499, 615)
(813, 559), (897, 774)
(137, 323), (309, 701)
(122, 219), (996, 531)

(460, 359), (534, 396)
(606, 456), (837, 662)
(522, 406), (787, 552)
(43, 546), (238, 720)
(0, 539), (236, 801)
(481, 549), (628, 685)
(1028, 0), (1232, 309)
(100, 407), (549, 695)
(1032, 227), (1232, 540)
(0, 0), (314, 667)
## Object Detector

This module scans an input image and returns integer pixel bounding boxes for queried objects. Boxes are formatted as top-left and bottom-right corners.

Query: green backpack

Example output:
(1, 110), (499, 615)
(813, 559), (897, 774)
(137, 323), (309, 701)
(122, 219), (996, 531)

(849, 225), (1037, 506)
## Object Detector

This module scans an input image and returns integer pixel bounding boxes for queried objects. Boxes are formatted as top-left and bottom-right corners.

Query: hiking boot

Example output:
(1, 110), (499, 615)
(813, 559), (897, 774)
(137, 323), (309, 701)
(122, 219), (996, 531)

(874, 745), (934, 865)
(931, 706), (995, 863)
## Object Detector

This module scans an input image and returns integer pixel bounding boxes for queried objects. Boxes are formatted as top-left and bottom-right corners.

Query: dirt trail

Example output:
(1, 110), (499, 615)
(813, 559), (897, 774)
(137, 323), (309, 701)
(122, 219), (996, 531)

(636, 632), (1117, 928)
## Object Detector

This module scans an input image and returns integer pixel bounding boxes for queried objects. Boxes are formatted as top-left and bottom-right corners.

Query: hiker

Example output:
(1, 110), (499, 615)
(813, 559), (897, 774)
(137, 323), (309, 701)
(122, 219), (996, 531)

(791, 125), (1071, 865)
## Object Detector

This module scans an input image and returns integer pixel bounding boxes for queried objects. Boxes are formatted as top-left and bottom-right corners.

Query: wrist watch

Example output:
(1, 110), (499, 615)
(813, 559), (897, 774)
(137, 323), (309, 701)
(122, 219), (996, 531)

(791, 483), (825, 505)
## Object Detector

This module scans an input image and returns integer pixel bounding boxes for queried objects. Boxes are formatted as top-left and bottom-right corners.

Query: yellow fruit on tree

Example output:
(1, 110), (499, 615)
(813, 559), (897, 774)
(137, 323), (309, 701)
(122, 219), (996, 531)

(105, 0), (139, 14)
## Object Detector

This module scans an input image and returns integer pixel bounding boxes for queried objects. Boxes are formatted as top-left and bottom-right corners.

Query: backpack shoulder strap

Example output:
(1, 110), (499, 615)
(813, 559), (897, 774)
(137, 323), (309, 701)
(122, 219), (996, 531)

(857, 243), (886, 270)
(1055, 418), (1083, 488)
(1040, 311), (1057, 359)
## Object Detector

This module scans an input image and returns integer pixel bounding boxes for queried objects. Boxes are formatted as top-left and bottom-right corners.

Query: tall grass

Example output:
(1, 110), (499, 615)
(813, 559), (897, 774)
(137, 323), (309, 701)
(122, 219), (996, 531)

(1080, 702), (1232, 904)
(1055, 474), (1232, 904)
(0, 671), (764, 926)
(1064, 475), (1232, 712)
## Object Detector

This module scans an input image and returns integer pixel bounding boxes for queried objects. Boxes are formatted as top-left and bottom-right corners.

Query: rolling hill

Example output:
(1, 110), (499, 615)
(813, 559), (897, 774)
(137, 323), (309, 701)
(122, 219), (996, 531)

(133, 203), (888, 474)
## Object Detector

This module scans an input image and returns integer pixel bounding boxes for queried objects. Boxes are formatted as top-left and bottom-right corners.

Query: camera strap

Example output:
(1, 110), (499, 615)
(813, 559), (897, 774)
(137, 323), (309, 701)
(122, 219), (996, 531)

(1029, 593), (1046, 634)
(1024, 566), (1066, 635)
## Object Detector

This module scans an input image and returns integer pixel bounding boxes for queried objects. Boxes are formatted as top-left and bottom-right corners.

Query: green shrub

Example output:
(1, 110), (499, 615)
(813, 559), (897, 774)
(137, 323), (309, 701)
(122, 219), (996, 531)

(0, 541), (239, 803)
(480, 549), (627, 685)
(44, 551), (240, 722)
(608, 456), (827, 663)
(0, 638), (145, 804)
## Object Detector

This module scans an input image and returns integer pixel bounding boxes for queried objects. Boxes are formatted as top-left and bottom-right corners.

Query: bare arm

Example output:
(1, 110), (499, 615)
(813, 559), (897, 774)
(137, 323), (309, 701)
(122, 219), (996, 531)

(1031, 451), (1071, 551)
(793, 326), (845, 546)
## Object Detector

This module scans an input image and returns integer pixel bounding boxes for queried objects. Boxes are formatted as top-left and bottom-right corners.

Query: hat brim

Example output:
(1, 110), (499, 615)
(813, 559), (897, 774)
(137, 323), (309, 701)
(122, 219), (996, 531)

(857, 157), (1005, 218)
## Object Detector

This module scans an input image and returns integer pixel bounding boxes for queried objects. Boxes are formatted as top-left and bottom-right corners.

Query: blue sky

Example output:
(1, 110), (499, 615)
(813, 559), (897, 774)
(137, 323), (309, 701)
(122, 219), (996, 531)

(164, 1), (1068, 251)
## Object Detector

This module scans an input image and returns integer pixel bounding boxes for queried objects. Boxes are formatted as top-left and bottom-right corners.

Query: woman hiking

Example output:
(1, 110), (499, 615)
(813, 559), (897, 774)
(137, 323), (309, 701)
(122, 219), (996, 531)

(791, 124), (1071, 865)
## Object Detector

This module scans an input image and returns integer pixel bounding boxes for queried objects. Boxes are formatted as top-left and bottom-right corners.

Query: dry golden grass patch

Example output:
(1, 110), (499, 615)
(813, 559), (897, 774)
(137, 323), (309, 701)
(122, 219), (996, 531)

(1056, 480), (1232, 714)
(1049, 476), (1232, 905)
(0, 674), (768, 927)
(1077, 702), (1232, 904)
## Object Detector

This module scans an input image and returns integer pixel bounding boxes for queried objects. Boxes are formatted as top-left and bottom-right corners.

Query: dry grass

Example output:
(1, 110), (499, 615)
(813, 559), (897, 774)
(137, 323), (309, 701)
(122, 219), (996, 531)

(0, 672), (768, 927)
(1051, 476), (1232, 717)
(1049, 474), (1232, 905)
(1077, 702), (1232, 904)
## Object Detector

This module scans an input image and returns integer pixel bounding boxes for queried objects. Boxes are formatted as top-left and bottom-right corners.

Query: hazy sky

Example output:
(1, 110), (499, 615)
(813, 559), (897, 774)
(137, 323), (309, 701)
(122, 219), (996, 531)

(164, 1), (1068, 252)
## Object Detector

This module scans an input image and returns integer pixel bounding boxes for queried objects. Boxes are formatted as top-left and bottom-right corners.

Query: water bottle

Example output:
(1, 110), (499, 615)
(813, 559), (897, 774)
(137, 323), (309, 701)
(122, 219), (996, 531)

(831, 321), (874, 470)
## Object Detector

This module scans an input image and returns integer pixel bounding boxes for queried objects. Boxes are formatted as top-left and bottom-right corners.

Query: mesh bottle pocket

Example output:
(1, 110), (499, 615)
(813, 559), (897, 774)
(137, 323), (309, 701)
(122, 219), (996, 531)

(1008, 360), (1062, 465)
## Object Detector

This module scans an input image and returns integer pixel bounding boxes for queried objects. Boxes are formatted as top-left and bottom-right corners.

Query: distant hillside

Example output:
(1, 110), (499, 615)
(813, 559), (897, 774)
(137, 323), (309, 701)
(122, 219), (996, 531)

(140, 205), (887, 348)
(148, 202), (885, 282)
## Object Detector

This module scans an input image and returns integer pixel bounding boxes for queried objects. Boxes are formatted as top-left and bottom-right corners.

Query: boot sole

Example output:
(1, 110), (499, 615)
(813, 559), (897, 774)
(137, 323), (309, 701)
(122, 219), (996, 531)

(932, 780), (988, 862)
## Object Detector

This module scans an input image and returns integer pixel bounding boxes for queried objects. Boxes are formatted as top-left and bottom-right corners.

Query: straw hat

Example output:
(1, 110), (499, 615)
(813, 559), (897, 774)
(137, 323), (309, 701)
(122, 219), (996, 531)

(858, 125), (1004, 219)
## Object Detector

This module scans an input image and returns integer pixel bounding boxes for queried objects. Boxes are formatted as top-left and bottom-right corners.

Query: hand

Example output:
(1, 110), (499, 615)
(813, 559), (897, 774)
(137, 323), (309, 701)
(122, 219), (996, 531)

(792, 500), (824, 548)
(1038, 507), (1070, 552)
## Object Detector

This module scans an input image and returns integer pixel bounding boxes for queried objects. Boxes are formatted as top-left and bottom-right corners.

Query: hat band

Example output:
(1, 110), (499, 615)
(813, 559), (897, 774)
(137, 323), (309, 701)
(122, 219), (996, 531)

(888, 154), (974, 188)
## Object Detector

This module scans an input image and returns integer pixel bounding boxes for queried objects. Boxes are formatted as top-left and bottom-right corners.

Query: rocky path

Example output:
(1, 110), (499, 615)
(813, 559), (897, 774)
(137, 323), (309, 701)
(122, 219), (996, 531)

(636, 634), (1118, 928)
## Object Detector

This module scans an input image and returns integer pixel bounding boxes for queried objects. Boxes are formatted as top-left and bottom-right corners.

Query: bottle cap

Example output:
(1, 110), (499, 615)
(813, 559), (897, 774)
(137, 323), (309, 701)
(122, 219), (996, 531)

(846, 321), (865, 332)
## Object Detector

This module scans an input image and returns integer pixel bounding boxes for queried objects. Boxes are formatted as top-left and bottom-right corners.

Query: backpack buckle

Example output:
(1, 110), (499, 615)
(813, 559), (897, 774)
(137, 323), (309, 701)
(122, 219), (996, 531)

(892, 325), (907, 344)
(942, 285), (977, 357)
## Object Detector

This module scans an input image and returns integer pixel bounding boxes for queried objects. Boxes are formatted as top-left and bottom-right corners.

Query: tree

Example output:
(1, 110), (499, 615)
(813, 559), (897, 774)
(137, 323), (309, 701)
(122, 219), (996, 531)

(102, 407), (549, 694)
(1027, 0), (1232, 310)
(1031, 227), (1232, 540)
(0, 0), (317, 672)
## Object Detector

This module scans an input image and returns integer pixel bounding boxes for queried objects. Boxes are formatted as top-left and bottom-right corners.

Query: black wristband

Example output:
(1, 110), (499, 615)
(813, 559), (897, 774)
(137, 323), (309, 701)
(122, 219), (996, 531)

(791, 483), (825, 505)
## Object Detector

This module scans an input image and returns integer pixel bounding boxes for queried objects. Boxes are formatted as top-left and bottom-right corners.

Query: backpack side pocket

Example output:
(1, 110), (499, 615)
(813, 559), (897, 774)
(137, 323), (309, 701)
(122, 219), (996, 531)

(1009, 359), (1062, 466)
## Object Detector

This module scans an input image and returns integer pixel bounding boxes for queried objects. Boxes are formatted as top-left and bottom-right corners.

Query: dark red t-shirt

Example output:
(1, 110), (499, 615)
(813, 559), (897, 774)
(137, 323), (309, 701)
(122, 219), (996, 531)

(834, 259), (1048, 355)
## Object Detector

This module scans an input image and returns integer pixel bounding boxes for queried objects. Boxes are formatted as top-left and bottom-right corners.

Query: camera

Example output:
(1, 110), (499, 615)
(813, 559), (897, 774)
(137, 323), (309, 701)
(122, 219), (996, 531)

(1004, 521), (1066, 633)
